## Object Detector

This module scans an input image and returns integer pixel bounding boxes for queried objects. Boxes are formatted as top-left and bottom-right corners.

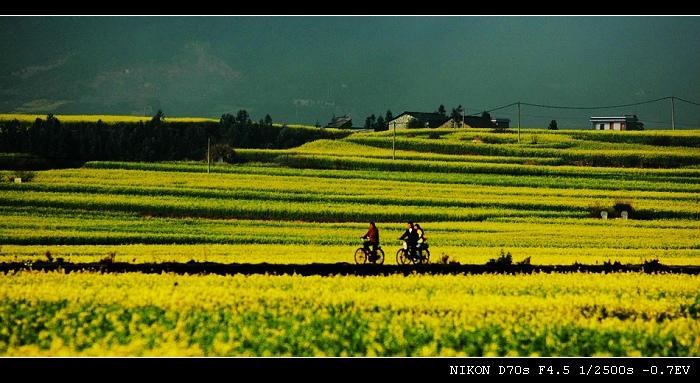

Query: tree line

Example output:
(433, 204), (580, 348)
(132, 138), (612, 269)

(0, 110), (350, 163)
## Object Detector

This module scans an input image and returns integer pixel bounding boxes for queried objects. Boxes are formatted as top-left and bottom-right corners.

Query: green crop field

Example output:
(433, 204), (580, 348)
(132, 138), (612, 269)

(1, 124), (700, 356)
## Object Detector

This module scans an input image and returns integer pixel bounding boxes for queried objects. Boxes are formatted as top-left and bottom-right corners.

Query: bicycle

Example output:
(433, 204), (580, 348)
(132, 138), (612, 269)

(396, 241), (430, 265)
(354, 240), (385, 265)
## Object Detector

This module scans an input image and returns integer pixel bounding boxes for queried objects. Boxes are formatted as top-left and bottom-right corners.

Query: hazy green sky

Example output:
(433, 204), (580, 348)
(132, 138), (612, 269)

(1, 16), (699, 128)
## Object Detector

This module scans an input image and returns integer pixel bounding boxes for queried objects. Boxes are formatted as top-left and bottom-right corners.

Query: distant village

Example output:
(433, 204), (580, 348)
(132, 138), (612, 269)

(325, 111), (644, 131)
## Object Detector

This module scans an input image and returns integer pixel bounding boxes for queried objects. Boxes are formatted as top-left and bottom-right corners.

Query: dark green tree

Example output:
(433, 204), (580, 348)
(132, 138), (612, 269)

(210, 143), (237, 163)
(628, 115), (644, 130)
(263, 114), (273, 126)
(364, 114), (376, 130)
(548, 120), (558, 130)
(375, 116), (385, 132)
(363, 110), (393, 131)
(407, 117), (424, 129)
(436, 105), (446, 116)
(276, 125), (299, 149)
(151, 110), (165, 127)
(0, 119), (22, 153)
(450, 105), (464, 124)
(29, 114), (61, 158)
(384, 110), (393, 128)
(235, 109), (251, 126)
(219, 110), (254, 148)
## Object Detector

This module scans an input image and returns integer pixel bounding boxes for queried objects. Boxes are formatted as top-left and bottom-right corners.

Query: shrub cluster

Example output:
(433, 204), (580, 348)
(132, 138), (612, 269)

(4, 170), (35, 183)
(587, 199), (636, 219)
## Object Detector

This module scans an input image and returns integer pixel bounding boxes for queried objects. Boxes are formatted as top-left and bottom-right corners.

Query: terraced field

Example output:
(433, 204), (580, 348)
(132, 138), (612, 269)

(2, 126), (700, 357)
(2, 127), (699, 267)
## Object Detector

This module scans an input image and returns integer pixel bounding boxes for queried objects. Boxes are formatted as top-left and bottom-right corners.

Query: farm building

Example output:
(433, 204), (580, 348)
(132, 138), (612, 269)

(590, 115), (644, 131)
(326, 115), (353, 128)
(388, 112), (498, 129)
(491, 117), (510, 128)
(387, 112), (449, 129)
(455, 115), (499, 129)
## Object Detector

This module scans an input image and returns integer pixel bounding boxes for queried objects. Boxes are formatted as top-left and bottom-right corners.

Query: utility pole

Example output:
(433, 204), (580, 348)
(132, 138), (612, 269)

(517, 102), (521, 143)
(392, 122), (396, 160)
(671, 95), (676, 130)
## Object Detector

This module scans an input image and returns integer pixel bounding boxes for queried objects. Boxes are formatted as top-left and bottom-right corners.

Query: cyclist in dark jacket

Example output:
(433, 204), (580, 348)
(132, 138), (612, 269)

(361, 222), (380, 261)
(399, 221), (419, 259)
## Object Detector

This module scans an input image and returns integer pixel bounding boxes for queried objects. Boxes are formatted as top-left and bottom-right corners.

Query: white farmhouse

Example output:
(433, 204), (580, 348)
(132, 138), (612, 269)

(590, 115), (644, 131)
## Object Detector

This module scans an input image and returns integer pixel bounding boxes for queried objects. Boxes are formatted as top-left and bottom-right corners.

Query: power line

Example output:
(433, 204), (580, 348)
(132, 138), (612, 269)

(481, 96), (700, 113)
(483, 103), (518, 113)
(471, 96), (700, 129)
(520, 97), (671, 110)
(676, 97), (700, 107)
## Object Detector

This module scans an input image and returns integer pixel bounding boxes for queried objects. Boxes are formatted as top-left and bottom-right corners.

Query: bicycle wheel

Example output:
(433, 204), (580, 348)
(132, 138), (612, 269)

(354, 247), (367, 264)
(373, 248), (385, 265)
(396, 248), (410, 265)
(419, 248), (430, 264)
(409, 250), (421, 264)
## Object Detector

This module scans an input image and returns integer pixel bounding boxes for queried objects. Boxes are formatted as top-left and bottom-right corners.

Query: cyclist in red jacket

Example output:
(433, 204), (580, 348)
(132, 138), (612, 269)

(361, 221), (380, 261)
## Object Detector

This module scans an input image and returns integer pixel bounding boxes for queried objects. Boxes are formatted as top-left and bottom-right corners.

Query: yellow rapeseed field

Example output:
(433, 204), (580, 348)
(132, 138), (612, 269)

(1, 269), (698, 356)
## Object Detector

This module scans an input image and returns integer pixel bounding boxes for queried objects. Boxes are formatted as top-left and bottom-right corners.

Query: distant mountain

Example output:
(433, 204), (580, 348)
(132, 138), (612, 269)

(0, 38), (246, 119)
(0, 17), (375, 126)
